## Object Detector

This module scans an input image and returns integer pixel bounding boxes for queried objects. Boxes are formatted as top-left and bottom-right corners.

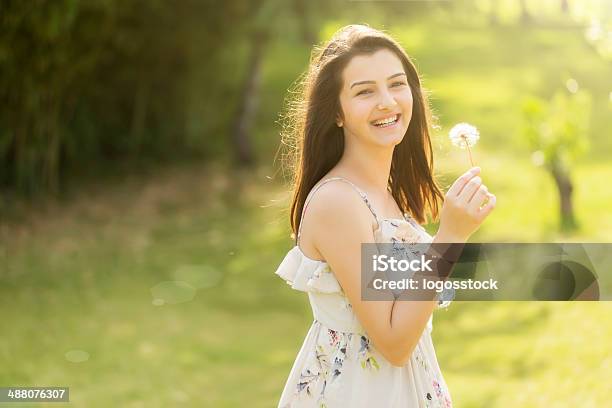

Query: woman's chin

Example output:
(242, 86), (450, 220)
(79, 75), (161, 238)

(368, 122), (408, 146)
(370, 131), (405, 147)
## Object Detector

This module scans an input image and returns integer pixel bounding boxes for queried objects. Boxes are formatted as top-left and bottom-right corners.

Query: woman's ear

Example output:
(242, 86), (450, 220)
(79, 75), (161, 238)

(336, 115), (343, 127)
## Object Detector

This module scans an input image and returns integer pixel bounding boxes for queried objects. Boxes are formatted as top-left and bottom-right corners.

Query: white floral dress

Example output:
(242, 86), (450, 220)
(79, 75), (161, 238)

(275, 177), (453, 408)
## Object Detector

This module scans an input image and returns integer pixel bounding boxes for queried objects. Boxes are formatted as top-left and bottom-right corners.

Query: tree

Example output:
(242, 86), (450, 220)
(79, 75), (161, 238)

(229, 0), (330, 167)
(522, 85), (591, 231)
(0, 0), (250, 195)
(519, 0), (532, 25)
(560, 0), (569, 15)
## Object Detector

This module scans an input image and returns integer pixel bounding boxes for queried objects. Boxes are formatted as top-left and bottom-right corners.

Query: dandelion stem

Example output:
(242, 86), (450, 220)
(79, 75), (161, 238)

(466, 143), (474, 167)
(461, 136), (475, 167)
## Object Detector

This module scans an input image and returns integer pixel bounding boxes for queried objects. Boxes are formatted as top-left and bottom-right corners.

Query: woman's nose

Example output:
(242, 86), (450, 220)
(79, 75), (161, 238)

(377, 90), (398, 110)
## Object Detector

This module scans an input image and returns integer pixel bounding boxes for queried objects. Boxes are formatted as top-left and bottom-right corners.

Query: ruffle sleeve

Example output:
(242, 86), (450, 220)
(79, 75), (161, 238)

(275, 246), (343, 294)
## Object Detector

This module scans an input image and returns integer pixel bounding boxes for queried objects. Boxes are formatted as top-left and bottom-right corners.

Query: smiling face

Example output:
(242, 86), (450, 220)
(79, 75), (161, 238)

(338, 48), (413, 149)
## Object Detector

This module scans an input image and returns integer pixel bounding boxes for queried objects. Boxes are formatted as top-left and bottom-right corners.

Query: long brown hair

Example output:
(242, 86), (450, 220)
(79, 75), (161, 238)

(280, 24), (444, 243)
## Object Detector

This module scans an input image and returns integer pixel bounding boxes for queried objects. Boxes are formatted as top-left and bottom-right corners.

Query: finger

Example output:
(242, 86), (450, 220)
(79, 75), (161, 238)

(458, 176), (482, 205)
(446, 167), (480, 197)
(467, 184), (488, 212)
(477, 193), (496, 220)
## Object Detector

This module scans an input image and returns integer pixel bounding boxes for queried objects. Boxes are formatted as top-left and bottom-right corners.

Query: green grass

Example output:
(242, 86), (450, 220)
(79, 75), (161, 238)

(433, 151), (612, 242)
(1, 160), (611, 407)
(1, 163), (303, 407)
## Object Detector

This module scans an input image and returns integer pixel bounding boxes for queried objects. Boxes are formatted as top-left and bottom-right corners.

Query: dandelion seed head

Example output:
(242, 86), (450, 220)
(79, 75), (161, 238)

(449, 123), (480, 149)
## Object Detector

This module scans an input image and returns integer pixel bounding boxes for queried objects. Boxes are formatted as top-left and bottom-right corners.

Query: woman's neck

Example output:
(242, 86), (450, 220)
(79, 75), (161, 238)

(334, 140), (394, 194)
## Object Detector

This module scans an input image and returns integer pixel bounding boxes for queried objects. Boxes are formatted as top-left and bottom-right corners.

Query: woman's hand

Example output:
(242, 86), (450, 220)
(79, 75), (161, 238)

(436, 167), (496, 243)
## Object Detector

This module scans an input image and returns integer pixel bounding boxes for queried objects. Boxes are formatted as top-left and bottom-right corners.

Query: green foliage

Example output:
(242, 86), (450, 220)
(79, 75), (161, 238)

(574, 0), (612, 61)
(522, 86), (591, 169)
(2, 0), (611, 198)
(0, 0), (250, 195)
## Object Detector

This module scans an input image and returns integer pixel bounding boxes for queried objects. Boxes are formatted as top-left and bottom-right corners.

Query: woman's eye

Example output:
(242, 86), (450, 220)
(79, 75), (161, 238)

(356, 89), (372, 96)
(391, 81), (407, 87)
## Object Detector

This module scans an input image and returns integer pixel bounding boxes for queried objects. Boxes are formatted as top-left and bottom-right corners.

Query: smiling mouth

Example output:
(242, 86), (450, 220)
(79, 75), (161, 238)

(371, 114), (400, 128)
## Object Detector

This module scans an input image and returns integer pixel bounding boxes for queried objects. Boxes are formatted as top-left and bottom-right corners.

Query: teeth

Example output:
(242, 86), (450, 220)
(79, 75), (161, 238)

(373, 115), (398, 127)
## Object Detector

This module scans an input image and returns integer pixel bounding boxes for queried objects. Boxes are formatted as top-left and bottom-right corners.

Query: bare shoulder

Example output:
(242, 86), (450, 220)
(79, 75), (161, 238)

(301, 180), (376, 252)
(310, 180), (371, 220)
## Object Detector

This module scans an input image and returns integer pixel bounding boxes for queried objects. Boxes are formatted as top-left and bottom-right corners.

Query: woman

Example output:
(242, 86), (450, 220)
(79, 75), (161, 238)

(275, 24), (496, 407)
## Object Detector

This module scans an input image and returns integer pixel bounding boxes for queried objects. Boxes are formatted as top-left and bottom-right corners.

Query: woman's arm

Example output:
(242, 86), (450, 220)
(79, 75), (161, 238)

(304, 168), (495, 367)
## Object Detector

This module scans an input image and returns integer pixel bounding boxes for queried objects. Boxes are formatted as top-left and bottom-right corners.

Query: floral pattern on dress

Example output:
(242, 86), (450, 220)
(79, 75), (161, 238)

(415, 349), (430, 374)
(293, 328), (386, 405)
(416, 350), (452, 408)
(358, 335), (380, 371)
(294, 328), (353, 406)
(432, 380), (453, 408)
(295, 345), (327, 400)
(294, 328), (450, 407)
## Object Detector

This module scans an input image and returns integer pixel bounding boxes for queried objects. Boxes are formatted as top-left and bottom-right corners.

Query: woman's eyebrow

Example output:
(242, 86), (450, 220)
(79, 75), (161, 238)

(350, 72), (407, 89)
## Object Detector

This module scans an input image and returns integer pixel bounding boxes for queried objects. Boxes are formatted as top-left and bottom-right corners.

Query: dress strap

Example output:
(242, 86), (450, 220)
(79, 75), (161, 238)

(296, 176), (380, 244)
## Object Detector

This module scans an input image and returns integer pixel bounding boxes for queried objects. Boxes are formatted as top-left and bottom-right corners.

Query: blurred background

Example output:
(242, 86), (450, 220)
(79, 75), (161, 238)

(1, 0), (611, 406)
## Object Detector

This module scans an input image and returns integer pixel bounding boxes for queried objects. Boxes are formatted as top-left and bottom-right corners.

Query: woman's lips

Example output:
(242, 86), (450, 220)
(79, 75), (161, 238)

(371, 113), (401, 129)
